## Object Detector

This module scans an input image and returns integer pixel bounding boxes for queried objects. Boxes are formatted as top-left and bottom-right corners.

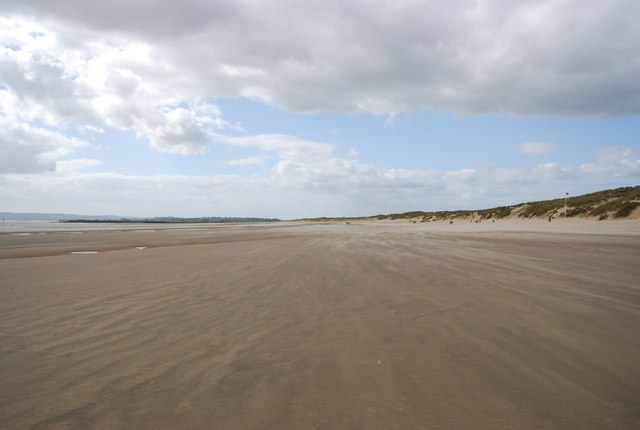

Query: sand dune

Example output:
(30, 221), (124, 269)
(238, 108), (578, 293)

(1, 221), (639, 429)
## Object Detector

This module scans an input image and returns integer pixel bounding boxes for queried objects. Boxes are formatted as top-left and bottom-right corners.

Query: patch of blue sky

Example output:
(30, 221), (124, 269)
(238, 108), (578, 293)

(1, 43), (20, 51)
(66, 96), (638, 179)
(217, 97), (639, 171)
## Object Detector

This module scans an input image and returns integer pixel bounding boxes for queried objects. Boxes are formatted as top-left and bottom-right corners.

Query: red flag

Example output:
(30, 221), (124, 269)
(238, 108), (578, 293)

(565, 192), (569, 196)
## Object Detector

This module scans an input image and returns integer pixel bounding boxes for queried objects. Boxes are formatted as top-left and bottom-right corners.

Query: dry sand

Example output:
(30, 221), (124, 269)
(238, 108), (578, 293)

(1, 220), (639, 429)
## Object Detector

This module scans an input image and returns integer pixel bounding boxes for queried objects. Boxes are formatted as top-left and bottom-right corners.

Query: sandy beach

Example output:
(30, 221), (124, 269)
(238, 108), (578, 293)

(1, 220), (639, 429)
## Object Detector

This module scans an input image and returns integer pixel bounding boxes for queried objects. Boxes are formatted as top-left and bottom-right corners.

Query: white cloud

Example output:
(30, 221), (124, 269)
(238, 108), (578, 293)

(580, 145), (640, 177)
(0, 16), (233, 155)
(214, 133), (335, 161)
(1, 141), (638, 218)
(384, 115), (397, 127)
(79, 125), (104, 135)
(532, 162), (575, 180)
(142, 107), (211, 155)
(347, 148), (360, 157)
(517, 142), (557, 155)
(227, 157), (266, 167)
(56, 158), (102, 174)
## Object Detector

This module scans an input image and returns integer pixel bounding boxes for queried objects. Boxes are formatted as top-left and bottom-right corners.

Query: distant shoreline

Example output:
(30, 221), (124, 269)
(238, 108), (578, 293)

(57, 219), (281, 224)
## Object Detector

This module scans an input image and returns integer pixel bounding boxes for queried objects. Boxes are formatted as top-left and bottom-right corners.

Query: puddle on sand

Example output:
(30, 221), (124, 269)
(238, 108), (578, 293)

(70, 251), (98, 255)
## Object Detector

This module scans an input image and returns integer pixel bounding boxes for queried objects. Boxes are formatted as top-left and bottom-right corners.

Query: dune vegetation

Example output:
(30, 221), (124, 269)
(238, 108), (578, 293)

(298, 185), (640, 222)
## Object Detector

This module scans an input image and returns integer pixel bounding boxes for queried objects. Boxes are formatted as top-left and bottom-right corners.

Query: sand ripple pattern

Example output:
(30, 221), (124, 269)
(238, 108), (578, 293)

(1, 223), (639, 429)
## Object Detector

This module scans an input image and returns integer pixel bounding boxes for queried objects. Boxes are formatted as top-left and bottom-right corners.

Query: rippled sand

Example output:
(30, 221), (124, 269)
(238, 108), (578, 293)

(1, 221), (639, 429)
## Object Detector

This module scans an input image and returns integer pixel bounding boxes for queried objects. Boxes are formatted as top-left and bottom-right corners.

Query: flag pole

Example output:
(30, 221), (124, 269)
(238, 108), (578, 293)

(564, 192), (568, 218)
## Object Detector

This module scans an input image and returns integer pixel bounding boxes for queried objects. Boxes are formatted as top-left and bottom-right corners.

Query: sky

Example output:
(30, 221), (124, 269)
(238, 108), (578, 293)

(1, 0), (639, 219)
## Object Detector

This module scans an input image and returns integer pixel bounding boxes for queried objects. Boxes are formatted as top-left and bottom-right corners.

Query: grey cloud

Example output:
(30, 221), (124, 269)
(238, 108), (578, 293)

(3, 0), (639, 117)
(0, 140), (55, 173)
(0, 122), (85, 173)
(0, 50), (99, 125)
(0, 0), (239, 40)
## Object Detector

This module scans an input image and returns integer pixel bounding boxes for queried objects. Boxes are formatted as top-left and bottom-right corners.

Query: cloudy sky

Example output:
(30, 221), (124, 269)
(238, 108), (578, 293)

(1, 0), (639, 219)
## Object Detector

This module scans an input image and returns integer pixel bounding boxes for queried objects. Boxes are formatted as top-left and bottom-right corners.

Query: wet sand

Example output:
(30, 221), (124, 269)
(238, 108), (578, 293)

(1, 221), (639, 429)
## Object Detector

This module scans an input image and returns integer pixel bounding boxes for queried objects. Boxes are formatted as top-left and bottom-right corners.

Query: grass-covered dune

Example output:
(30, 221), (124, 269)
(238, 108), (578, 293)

(297, 185), (640, 222)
